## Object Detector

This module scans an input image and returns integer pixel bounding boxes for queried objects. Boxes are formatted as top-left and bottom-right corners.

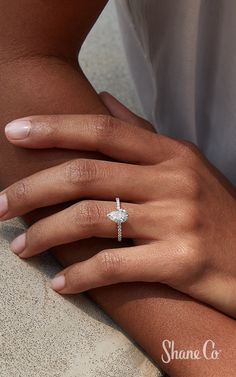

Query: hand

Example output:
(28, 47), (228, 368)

(2, 93), (236, 317)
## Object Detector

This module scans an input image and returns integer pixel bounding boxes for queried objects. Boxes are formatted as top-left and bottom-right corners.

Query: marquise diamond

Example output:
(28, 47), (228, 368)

(107, 209), (128, 224)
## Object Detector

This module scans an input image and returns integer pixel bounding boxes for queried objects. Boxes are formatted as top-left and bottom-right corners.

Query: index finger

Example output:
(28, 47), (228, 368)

(5, 114), (176, 164)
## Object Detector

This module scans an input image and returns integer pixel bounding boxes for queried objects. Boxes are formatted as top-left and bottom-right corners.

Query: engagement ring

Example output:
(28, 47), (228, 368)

(107, 198), (128, 242)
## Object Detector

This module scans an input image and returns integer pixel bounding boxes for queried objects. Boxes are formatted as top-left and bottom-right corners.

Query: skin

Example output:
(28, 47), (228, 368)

(2, 94), (236, 320)
(0, 1), (236, 376)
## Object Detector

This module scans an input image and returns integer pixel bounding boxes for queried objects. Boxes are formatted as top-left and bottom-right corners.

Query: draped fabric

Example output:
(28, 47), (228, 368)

(116, 0), (236, 184)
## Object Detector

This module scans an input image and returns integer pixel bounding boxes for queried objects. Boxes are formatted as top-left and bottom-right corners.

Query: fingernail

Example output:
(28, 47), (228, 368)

(10, 233), (26, 255)
(51, 275), (66, 291)
(0, 194), (8, 217)
(5, 120), (31, 140)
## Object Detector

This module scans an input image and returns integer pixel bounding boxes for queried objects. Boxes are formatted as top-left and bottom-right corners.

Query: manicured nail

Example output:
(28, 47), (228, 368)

(5, 120), (31, 140)
(51, 275), (66, 291)
(0, 194), (8, 217)
(10, 233), (26, 255)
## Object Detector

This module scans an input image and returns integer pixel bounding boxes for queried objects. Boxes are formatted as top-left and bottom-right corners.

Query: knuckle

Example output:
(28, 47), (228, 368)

(187, 171), (202, 199)
(179, 140), (200, 156)
(178, 168), (202, 199)
(171, 239), (205, 284)
(64, 159), (99, 184)
(94, 115), (116, 139)
(11, 180), (31, 201)
(179, 202), (202, 231)
(94, 114), (125, 142)
(181, 239), (205, 275)
(73, 200), (102, 228)
(96, 251), (125, 280)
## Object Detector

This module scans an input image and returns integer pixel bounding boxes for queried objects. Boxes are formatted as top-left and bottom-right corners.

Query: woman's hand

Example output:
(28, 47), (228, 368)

(1, 93), (236, 317)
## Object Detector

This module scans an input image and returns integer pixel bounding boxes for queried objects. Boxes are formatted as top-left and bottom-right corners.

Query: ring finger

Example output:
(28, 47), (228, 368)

(10, 200), (165, 258)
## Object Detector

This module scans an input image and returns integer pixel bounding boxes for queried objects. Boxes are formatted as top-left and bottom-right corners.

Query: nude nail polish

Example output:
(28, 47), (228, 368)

(11, 233), (26, 255)
(0, 194), (8, 217)
(5, 120), (31, 140)
(51, 275), (66, 291)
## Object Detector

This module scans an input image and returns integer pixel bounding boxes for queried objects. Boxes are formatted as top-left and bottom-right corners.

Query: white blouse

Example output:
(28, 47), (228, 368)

(116, 0), (236, 185)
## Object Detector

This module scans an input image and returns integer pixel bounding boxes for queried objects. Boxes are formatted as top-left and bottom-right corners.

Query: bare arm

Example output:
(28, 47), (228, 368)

(0, 2), (235, 376)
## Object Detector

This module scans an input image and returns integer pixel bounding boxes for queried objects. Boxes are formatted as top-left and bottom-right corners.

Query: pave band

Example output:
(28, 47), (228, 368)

(116, 198), (122, 242)
(107, 198), (128, 242)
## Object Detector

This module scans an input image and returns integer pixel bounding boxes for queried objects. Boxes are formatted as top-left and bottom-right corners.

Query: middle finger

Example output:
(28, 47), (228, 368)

(0, 159), (159, 220)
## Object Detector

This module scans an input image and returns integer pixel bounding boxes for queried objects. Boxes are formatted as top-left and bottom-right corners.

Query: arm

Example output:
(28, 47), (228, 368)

(0, 0), (109, 184)
(0, 2), (236, 376)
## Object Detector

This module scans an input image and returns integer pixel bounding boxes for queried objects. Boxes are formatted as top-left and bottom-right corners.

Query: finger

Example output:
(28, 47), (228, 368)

(99, 91), (154, 131)
(10, 201), (163, 258)
(0, 160), (160, 220)
(49, 241), (177, 294)
(5, 114), (175, 164)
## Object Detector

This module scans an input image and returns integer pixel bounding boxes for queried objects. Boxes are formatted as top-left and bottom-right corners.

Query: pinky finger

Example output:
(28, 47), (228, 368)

(50, 242), (173, 294)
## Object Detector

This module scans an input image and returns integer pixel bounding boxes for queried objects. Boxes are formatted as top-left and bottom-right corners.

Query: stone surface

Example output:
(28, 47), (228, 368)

(0, 2), (162, 376)
(79, 1), (143, 116)
(0, 219), (160, 377)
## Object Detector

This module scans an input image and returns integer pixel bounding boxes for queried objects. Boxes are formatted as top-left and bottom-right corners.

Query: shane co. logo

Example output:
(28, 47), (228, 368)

(161, 339), (221, 364)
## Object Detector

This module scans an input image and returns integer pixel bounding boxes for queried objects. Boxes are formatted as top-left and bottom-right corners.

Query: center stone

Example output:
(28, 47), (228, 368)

(107, 209), (128, 223)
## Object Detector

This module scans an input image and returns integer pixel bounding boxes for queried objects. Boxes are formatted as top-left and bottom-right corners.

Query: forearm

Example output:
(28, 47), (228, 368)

(0, 56), (105, 183)
(1, 56), (236, 377)
(0, 0), (108, 183)
(0, 4), (236, 376)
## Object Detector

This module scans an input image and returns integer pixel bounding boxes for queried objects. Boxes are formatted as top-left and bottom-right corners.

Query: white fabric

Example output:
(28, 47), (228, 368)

(116, 0), (236, 185)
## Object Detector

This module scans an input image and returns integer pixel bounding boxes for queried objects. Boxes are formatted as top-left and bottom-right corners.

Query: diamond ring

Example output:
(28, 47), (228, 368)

(107, 198), (128, 242)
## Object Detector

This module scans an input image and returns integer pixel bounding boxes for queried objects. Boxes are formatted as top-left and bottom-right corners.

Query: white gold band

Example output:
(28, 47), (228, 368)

(107, 198), (129, 242)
